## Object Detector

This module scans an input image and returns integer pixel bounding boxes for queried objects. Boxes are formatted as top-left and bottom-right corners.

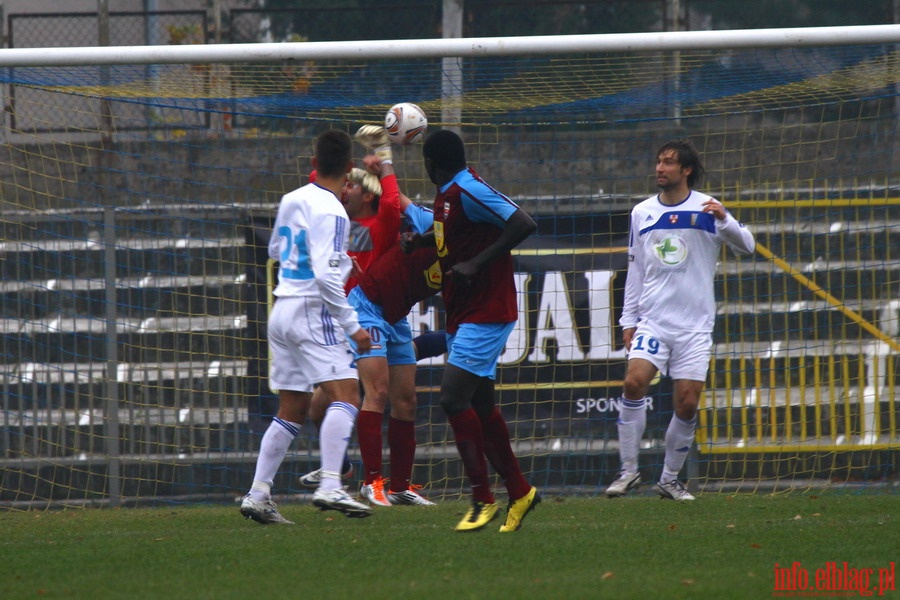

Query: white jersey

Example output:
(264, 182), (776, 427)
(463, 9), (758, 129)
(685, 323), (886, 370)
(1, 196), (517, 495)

(620, 190), (755, 334)
(268, 182), (361, 337)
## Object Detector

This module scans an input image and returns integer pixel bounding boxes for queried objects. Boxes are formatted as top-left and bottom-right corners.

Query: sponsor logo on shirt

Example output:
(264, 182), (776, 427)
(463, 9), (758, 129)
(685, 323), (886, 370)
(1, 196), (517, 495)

(654, 235), (688, 266)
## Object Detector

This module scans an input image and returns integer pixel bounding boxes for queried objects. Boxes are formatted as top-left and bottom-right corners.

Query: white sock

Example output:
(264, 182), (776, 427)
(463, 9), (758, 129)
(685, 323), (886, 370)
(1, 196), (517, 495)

(248, 417), (300, 500)
(617, 397), (647, 474)
(318, 402), (359, 492)
(661, 415), (696, 484)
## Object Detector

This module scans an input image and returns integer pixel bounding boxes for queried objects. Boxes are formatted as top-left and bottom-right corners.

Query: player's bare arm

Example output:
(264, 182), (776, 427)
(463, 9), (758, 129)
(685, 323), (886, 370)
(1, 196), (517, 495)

(351, 327), (372, 355)
(448, 208), (536, 283)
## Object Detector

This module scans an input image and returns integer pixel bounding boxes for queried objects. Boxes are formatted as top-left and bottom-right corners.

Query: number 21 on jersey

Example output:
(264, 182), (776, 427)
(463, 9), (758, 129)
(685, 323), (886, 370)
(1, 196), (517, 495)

(278, 226), (313, 280)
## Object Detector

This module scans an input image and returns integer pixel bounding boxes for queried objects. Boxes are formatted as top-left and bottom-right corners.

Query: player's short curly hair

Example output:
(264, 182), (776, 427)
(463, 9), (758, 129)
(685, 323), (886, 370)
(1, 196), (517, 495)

(423, 129), (466, 172)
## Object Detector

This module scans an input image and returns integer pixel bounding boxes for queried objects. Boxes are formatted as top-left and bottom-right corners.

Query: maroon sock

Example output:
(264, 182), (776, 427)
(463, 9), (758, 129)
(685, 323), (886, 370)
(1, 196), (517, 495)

(479, 407), (530, 501)
(356, 410), (383, 485)
(387, 417), (416, 492)
(447, 408), (494, 504)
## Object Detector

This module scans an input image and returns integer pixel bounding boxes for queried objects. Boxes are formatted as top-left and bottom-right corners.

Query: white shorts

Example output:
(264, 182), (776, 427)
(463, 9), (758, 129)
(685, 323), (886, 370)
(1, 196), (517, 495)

(628, 321), (712, 382)
(267, 296), (359, 393)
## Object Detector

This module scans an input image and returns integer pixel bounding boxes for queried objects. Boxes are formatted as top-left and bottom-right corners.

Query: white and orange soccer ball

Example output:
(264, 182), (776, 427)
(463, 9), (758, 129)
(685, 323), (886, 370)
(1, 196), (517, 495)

(384, 102), (427, 145)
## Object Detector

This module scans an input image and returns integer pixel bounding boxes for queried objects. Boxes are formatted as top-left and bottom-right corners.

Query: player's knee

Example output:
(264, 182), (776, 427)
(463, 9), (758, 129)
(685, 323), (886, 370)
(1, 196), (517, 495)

(362, 387), (389, 412)
(278, 405), (308, 425)
(471, 396), (495, 418)
(391, 393), (416, 411)
(391, 402), (417, 421)
(676, 399), (699, 420)
(439, 394), (469, 416)
(622, 376), (648, 400)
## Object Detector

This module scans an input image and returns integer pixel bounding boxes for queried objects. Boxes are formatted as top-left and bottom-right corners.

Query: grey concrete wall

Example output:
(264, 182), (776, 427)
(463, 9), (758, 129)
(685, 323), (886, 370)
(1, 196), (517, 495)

(1, 116), (896, 216)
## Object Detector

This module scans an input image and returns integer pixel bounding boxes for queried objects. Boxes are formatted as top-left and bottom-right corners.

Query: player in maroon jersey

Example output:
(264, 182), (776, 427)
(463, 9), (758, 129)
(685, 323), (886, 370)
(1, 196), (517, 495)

(404, 129), (540, 533)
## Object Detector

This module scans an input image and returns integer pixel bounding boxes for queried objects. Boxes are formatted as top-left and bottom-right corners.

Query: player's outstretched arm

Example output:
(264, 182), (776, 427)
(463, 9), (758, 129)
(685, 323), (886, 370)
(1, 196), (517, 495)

(362, 153), (395, 179)
(355, 125), (392, 164)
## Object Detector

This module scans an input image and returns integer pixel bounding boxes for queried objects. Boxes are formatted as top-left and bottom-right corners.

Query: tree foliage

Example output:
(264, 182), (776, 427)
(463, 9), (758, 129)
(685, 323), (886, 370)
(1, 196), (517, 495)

(691, 0), (893, 30)
(259, 0), (894, 43)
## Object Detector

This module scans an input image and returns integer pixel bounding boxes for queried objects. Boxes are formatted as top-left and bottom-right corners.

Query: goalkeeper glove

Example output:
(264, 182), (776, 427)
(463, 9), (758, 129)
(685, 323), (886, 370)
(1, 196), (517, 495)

(348, 167), (383, 197)
(354, 125), (393, 164)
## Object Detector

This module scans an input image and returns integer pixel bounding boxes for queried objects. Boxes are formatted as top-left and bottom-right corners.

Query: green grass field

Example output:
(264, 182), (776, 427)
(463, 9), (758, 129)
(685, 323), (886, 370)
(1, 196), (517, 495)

(1, 492), (896, 599)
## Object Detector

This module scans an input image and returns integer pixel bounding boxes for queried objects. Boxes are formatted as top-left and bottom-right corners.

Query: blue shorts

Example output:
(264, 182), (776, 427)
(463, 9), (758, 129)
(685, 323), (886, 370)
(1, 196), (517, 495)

(446, 322), (516, 379)
(348, 286), (416, 366)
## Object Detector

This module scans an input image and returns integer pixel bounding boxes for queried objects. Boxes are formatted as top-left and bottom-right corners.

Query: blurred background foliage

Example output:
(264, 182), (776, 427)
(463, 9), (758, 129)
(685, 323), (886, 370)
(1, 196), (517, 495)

(257, 0), (895, 43)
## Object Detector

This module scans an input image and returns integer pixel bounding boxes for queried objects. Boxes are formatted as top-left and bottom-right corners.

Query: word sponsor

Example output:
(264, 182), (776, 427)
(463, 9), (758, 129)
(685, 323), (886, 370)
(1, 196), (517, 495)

(773, 562), (896, 597)
(575, 396), (656, 414)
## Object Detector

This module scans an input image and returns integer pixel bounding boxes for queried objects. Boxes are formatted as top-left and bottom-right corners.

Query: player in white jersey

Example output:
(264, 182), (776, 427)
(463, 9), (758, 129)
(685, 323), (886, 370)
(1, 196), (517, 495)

(606, 140), (755, 501)
(240, 130), (374, 523)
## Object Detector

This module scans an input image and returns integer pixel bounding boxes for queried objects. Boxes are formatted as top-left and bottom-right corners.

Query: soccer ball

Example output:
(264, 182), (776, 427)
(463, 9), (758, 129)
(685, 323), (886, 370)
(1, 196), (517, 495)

(384, 102), (427, 145)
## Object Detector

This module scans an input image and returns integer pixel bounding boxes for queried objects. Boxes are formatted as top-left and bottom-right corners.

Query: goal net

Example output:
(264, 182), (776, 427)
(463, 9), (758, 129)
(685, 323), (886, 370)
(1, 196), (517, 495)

(1, 25), (898, 508)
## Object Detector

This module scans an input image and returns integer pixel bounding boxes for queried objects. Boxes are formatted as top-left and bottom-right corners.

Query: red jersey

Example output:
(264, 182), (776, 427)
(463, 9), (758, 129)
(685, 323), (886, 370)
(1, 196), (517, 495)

(433, 168), (519, 333)
(357, 243), (441, 324)
(345, 173), (401, 293)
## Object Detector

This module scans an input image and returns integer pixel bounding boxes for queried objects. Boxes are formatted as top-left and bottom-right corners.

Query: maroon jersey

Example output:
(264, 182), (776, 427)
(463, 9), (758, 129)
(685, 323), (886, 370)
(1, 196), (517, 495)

(357, 243), (441, 324)
(433, 168), (519, 333)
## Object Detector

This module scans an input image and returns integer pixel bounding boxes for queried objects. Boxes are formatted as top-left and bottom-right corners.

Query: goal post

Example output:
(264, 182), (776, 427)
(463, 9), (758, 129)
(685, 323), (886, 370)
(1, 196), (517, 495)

(1, 24), (898, 508)
(1, 24), (899, 65)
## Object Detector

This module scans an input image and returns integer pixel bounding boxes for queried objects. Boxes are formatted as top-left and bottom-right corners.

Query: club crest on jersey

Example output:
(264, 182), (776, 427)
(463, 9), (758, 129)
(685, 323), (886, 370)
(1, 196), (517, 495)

(434, 221), (447, 258)
(425, 260), (442, 289)
(669, 214), (679, 224)
(654, 235), (688, 265)
(443, 199), (451, 219)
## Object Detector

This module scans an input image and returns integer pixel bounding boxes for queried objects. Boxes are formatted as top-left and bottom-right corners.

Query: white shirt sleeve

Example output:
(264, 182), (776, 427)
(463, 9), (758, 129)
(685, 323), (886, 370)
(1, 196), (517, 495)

(716, 212), (756, 256)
